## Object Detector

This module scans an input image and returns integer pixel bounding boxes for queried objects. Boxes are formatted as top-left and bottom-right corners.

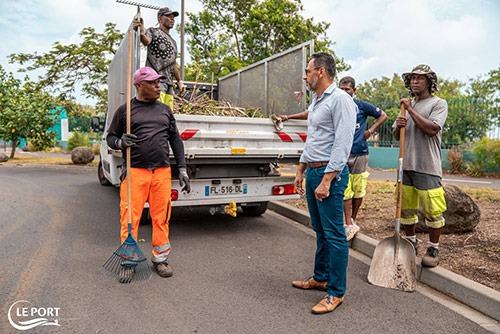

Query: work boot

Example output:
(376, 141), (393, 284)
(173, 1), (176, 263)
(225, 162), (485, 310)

(311, 295), (344, 314)
(154, 261), (173, 277)
(292, 276), (327, 291)
(422, 246), (440, 267)
(118, 266), (135, 284)
(344, 223), (360, 241)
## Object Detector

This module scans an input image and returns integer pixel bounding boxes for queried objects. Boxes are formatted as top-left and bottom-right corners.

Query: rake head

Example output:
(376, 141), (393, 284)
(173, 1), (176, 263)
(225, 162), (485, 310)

(101, 234), (152, 284)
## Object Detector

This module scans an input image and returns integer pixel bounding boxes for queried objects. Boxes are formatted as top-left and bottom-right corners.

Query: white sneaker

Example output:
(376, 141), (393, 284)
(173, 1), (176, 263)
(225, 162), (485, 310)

(344, 223), (360, 241)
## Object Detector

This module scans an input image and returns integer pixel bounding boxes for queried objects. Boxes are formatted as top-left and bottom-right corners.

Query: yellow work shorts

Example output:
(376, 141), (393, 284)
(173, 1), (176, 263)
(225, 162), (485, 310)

(397, 171), (447, 229)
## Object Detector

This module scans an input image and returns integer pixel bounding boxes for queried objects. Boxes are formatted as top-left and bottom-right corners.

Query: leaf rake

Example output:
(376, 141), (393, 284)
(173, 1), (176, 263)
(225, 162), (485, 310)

(101, 226), (152, 284)
(100, 28), (152, 284)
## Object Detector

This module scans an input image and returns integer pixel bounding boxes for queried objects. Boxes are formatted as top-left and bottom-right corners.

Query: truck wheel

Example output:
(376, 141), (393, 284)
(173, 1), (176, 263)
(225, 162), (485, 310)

(98, 160), (112, 186)
(241, 202), (269, 216)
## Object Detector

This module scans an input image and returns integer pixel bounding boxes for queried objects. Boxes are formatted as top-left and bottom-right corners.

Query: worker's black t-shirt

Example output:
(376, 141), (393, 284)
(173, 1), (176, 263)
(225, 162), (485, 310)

(106, 98), (186, 169)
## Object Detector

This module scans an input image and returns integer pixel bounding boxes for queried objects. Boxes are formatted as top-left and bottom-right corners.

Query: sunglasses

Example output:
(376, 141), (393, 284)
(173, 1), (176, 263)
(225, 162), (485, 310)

(304, 67), (321, 75)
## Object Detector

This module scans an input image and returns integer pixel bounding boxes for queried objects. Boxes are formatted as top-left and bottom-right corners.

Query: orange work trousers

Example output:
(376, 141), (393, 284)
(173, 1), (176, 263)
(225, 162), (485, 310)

(120, 167), (172, 262)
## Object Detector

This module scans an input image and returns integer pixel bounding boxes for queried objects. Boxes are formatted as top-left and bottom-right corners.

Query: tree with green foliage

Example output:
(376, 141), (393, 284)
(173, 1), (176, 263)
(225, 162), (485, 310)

(9, 23), (124, 115)
(184, 0), (348, 82)
(0, 65), (58, 158)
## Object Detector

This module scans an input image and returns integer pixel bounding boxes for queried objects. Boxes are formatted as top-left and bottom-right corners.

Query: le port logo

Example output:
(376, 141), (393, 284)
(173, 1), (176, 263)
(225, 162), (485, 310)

(8, 300), (61, 331)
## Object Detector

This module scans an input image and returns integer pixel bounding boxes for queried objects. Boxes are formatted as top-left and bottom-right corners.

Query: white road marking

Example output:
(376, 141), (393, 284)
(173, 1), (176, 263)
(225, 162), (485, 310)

(443, 178), (491, 185)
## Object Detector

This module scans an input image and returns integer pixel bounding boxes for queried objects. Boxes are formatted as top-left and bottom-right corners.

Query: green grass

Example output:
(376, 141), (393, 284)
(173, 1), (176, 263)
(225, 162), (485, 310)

(3, 155), (98, 167)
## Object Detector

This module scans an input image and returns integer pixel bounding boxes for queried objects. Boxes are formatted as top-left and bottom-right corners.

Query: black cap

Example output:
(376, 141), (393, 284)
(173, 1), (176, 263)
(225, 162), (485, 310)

(158, 7), (179, 17)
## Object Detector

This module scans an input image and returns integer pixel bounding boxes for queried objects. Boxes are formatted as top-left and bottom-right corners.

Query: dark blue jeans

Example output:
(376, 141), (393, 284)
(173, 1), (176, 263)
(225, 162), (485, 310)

(305, 165), (349, 297)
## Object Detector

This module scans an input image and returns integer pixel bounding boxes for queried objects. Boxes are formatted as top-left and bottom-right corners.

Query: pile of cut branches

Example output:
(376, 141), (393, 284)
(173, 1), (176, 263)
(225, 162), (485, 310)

(174, 93), (265, 118)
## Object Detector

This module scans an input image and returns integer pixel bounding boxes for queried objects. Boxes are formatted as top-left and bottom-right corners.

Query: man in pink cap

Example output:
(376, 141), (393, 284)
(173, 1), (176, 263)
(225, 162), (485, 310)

(106, 66), (191, 282)
(133, 7), (185, 111)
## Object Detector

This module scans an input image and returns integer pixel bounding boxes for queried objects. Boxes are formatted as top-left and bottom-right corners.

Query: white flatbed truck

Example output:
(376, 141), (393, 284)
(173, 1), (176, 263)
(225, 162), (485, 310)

(93, 28), (307, 217)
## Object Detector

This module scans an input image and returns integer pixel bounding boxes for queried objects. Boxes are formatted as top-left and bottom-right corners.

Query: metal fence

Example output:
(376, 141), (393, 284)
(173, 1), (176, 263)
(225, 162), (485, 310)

(367, 97), (500, 149)
(218, 40), (314, 116)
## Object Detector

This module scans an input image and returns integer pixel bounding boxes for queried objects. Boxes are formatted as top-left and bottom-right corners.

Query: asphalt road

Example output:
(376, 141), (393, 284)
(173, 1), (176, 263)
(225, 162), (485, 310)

(0, 165), (494, 333)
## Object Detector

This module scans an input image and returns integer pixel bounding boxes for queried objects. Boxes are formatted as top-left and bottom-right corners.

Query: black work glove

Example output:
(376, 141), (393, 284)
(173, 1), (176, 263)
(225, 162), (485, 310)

(179, 168), (191, 193)
(118, 133), (137, 149)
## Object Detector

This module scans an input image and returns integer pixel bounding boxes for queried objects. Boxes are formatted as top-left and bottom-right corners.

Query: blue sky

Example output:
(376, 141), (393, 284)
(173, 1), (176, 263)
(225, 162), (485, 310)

(0, 0), (498, 105)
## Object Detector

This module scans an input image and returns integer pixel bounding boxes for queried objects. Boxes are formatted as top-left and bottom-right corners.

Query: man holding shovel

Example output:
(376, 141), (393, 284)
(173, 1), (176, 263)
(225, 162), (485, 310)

(107, 66), (191, 282)
(393, 64), (448, 267)
(292, 53), (356, 314)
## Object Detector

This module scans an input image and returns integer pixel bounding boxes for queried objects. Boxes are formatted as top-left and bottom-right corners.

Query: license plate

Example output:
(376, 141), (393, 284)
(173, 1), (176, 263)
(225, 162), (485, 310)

(205, 184), (247, 196)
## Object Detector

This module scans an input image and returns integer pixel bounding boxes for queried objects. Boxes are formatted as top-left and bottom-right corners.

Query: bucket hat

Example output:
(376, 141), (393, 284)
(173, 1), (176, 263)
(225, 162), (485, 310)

(402, 64), (438, 94)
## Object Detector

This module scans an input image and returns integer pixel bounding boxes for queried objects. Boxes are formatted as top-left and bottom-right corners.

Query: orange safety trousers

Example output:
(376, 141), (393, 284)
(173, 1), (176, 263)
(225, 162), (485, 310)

(120, 167), (172, 262)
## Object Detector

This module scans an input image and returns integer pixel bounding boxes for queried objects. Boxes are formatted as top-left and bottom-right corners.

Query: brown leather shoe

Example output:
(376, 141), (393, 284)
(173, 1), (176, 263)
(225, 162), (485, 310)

(292, 277), (327, 291)
(311, 295), (344, 314)
(154, 262), (173, 278)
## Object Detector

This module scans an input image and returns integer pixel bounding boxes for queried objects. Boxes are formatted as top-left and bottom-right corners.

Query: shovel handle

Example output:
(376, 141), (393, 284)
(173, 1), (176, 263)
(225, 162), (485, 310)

(395, 104), (406, 219)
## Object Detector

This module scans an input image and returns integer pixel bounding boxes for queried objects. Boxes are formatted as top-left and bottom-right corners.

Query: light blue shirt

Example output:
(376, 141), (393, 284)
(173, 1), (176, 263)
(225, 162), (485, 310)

(299, 83), (356, 173)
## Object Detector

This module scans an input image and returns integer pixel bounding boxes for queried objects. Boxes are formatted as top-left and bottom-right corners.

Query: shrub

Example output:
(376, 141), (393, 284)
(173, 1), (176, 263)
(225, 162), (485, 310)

(471, 138), (500, 171)
(447, 146), (463, 174)
(92, 142), (100, 155)
(465, 163), (484, 177)
(68, 131), (90, 151)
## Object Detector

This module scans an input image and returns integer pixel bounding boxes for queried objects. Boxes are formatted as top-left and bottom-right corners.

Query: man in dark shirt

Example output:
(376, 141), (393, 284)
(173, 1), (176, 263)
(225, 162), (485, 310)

(106, 66), (190, 282)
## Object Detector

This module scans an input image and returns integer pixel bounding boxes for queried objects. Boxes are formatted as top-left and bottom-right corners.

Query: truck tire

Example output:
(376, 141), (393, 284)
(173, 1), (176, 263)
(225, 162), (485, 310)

(98, 160), (112, 186)
(241, 202), (269, 216)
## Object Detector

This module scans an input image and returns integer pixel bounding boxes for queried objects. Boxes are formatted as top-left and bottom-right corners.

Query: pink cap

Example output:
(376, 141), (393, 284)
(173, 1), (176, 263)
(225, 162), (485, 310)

(133, 66), (166, 84)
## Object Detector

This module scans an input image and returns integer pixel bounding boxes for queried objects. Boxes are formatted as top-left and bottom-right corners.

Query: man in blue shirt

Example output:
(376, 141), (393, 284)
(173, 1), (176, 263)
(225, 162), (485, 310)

(291, 53), (356, 314)
(276, 77), (387, 241)
(338, 77), (387, 240)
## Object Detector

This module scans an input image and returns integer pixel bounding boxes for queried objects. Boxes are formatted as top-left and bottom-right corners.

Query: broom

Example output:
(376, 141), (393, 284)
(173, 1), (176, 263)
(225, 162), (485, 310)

(101, 28), (152, 284)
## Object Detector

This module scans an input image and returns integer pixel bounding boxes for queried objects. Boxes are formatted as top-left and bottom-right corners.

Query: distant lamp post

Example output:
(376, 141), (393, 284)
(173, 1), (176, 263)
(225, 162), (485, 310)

(180, 0), (185, 80)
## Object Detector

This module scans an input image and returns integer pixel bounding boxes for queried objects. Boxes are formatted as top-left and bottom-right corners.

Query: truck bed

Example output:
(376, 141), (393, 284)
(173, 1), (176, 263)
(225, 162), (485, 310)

(175, 114), (307, 163)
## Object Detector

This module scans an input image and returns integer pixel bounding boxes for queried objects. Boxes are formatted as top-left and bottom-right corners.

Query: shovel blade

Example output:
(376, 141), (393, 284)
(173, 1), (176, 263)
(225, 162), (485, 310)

(367, 236), (417, 292)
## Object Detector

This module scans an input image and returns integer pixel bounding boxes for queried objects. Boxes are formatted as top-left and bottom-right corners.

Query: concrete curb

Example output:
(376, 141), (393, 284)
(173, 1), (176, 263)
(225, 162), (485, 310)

(269, 201), (500, 322)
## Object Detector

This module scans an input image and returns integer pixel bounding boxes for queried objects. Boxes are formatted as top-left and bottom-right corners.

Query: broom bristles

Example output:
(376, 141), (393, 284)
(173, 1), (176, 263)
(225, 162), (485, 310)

(101, 239), (152, 284)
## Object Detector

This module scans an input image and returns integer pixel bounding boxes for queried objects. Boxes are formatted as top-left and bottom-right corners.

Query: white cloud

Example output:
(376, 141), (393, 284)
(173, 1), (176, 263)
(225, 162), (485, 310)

(0, 0), (498, 105)
(303, 0), (500, 84)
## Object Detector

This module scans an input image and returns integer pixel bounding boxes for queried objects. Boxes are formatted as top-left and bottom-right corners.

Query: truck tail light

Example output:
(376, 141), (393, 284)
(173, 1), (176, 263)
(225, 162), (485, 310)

(273, 184), (296, 195)
(171, 189), (179, 201)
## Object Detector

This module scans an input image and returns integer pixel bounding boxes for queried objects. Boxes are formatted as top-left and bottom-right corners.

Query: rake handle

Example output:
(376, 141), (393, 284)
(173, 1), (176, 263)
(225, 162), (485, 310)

(126, 31), (133, 232)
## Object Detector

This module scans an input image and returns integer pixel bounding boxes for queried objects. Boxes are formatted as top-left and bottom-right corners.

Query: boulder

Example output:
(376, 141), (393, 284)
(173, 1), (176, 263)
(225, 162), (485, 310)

(416, 185), (480, 234)
(0, 153), (8, 162)
(71, 146), (94, 165)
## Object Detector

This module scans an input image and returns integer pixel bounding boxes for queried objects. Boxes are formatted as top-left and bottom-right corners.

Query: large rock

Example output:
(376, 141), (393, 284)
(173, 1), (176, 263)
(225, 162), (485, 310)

(0, 153), (8, 162)
(416, 185), (480, 234)
(71, 146), (94, 165)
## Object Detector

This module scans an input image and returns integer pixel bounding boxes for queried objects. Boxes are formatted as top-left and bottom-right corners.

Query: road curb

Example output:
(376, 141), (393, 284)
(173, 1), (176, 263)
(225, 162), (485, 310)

(269, 201), (500, 322)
